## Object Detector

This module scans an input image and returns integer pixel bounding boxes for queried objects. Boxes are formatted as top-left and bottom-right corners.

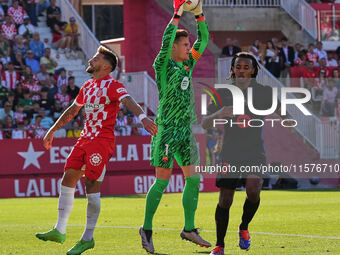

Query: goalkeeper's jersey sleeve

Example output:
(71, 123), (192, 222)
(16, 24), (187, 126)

(153, 21), (209, 127)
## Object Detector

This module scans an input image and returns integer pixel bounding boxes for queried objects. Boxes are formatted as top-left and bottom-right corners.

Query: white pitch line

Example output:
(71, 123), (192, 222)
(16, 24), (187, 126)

(64, 224), (340, 240)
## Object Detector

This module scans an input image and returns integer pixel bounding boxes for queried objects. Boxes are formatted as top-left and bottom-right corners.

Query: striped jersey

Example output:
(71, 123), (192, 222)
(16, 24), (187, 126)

(75, 75), (129, 140)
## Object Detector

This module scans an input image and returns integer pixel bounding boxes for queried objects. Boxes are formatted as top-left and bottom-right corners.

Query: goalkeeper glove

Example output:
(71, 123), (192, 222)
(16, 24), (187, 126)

(173, 0), (185, 20)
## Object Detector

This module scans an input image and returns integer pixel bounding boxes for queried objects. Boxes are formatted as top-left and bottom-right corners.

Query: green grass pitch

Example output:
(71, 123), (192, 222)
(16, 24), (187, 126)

(0, 190), (340, 255)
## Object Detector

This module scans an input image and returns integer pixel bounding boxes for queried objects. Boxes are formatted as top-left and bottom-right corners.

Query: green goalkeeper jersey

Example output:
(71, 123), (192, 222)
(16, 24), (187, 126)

(153, 21), (209, 127)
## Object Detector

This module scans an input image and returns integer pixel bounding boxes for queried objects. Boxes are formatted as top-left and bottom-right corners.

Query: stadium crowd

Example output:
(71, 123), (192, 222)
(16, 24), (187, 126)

(221, 37), (340, 117)
(0, 0), (144, 139)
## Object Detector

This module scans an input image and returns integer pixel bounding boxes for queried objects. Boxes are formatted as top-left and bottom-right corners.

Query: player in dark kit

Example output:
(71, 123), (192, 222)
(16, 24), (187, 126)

(202, 52), (275, 255)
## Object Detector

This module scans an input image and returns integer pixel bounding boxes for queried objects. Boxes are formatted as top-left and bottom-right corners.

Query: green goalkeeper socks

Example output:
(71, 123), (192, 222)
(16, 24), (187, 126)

(182, 174), (200, 231)
(143, 178), (169, 230)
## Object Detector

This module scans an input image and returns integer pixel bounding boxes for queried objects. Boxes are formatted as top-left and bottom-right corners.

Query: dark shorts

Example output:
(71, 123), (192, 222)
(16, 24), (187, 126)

(216, 160), (266, 190)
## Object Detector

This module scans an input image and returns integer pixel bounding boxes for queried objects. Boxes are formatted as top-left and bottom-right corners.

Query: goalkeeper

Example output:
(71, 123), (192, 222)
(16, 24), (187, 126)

(139, 0), (211, 253)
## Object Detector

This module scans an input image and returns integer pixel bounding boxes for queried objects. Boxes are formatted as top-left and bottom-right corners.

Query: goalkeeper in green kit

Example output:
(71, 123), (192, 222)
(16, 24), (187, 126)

(139, 0), (211, 253)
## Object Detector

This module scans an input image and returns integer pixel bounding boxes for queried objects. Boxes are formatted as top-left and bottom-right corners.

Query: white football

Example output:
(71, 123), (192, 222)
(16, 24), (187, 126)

(183, 0), (201, 12)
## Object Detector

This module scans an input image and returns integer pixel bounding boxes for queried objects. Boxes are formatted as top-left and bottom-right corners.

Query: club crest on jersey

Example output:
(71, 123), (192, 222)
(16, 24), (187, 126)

(96, 89), (103, 97)
(162, 156), (169, 163)
(181, 76), (189, 90)
(89, 153), (103, 166)
(184, 65), (190, 72)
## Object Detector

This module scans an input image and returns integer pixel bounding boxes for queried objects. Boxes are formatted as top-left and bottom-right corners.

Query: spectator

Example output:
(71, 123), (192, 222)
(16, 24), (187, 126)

(306, 43), (319, 66)
(28, 114), (46, 138)
(0, 101), (14, 120)
(37, 0), (50, 17)
(303, 60), (318, 90)
(54, 84), (71, 108)
(46, 0), (62, 29)
(56, 68), (67, 92)
(67, 120), (81, 137)
(21, 65), (38, 84)
(38, 108), (53, 129)
(37, 63), (50, 86)
(1, 15), (17, 42)
(294, 50), (307, 66)
(6, 91), (15, 108)
(0, 34), (11, 62)
(24, 75), (41, 101)
(13, 34), (28, 57)
(7, 1), (27, 26)
(126, 113), (142, 136)
(3, 114), (14, 138)
(248, 39), (262, 63)
(265, 40), (281, 78)
(314, 41), (328, 63)
(64, 17), (80, 52)
(11, 120), (27, 139)
(327, 52), (338, 67)
(50, 100), (63, 120)
(66, 76), (79, 99)
(279, 36), (295, 78)
(221, 38), (241, 57)
(294, 43), (302, 61)
(1, 62), (20, 90)
(18, 89), (34, 112)
(13, 103), (26, 123)
(25, 49), (40, 73)
(11, 51), (25, 73)
(318, 58), (332, 78)
(29, 32), (44, 60)
(18, 15), (35, 40)
(13, 83), (24, 106)
(40, 47), (58, 74)
(321, 79), (338, 116)
(115, 109), (128, 136)
(0, 84), (8, 107)
(332, 69), (340, 90)
(27, 101), (40, 120)
(39, 86), (53, 111)
(271, 37), (279, 48)
(25, 0), (38, 26)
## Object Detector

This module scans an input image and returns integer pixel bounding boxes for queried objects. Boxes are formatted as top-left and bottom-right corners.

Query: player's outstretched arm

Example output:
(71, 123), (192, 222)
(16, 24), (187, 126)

(120, 96), (158, 136)
(153, 1), (184, 71)
(189, 1), (209, 67)
(43, 102), (82, 150)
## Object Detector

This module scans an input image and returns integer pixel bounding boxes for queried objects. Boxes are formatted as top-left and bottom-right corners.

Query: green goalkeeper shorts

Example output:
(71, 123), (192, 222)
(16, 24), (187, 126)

(150, 125), (200, 168)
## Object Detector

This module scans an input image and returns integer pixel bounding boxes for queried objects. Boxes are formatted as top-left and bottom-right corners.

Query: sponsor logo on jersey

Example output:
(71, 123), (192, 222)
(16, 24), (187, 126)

(85, 103), (100, 109)
(117, 87), (127, 94)
(162, 156), (168, 163)
(89, 153), (103, 166)
(181, 76), (189, 90)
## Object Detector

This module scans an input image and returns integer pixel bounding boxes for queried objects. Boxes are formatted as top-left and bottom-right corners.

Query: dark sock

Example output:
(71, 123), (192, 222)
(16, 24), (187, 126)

(239, 198), (260, 231)
(215, 204), (230, 247)
(143, 229), (152, 242)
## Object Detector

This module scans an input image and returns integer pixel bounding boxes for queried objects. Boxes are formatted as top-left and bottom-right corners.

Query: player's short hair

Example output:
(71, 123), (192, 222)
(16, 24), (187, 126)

(228, 52), (260, 80)
(97, 45), (118, 72)
(174, 29), (189, 44)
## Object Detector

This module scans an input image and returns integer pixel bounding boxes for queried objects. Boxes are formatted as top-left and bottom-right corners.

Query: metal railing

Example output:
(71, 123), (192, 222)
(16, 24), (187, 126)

(218, 57), (339, 159)
(119, 72), (159, 115)
(280, 0), (318, 39)
(57, 0), (100, 61)
(203, 0), (280, 7)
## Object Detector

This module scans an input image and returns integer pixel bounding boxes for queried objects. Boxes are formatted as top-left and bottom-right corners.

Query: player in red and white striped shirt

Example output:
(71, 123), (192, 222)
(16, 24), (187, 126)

(1, 63), (20, 90)
(36, 46), (158, 254)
